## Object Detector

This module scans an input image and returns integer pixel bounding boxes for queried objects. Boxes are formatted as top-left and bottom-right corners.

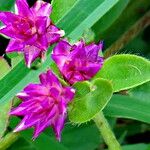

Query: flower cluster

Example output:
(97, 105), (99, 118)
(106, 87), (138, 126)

(10, 70), (75, 141)
(0, 0), (104, 141)
(0, 0), (64, 67)
(52, 39), (103, 84)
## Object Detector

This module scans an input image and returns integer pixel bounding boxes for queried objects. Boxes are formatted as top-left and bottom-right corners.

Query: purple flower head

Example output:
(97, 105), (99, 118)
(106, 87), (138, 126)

(10, 70), (75, 141)
(52, 39), (104, 85)
(0, 0), (64, 67)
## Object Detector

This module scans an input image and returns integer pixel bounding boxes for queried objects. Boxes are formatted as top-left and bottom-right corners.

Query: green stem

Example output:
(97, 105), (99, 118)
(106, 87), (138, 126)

(0, 132), (19, 150)
(94, 112), (121, 150)
(104, 10), (150, 59)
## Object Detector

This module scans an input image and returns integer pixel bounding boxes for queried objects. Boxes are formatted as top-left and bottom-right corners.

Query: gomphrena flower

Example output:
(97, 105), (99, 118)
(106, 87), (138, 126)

(0, 0), (64, 67)
(10, 70), (75, 141)
(52, 39), (104, 85)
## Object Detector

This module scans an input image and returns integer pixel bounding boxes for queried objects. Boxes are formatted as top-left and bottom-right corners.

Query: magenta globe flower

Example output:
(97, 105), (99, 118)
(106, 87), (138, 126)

(0, 0), (64, 67)
(10, 70), (75, 141)
(52, 39), (104, 85)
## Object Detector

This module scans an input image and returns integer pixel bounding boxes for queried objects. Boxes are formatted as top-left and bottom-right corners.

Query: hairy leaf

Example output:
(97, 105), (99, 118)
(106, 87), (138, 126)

(68, 79), (113, 123)
(73, 81), (91, 98)
(95, 54), (150, 92)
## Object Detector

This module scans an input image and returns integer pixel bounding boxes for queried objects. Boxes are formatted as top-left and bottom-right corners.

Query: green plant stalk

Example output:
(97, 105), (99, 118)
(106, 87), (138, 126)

(94, 112), (121, 150)
(0, 132), (19, 150)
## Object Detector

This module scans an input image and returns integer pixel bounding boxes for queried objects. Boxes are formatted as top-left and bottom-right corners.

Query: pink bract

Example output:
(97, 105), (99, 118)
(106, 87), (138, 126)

(10, 70), (75, 141)
(52, 39), (104, 84)
(0, 0), (64, 67)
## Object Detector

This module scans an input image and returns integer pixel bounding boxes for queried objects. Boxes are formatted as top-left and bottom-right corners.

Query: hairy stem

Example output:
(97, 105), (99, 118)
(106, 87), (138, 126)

(104, 10), (150, 58)
(0, 132), (19, 150)
(94, 112), (121, 150)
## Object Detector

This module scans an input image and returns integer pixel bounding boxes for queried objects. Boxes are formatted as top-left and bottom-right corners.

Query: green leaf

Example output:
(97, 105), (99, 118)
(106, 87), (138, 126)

(73, 81), (91, 98)
(8, 137), (35, 150)
(103, 82), (150, 123)
(95, 54), (150, 92)
(30, 133), (68, 150)
(94, 0), (150, 47)
(60, 0), (119, 40)
(104, 94), (150, 123)
(0, 58), (11, 139)
(92, 0), (130, 34)
(0, 0), (15, 11)
(68, 79), (113, 123)
(7, 53), (20, 59)
(0, 102), (12, 139)
(51, 0), (77, 23)
(44, 123), (101, 150)
(10, 118), (101, 150)
(129, 81), (150, 103)
(50, 62), (62, 78)
(11, 55), (23, 68)
(6, 53), (23, 68)
(82, 28), (95, 44)
(0, 0), (119, 104)
(10, 117), (68, 150)
(62, 123), (101, 150)
(122, 143), (150, 150)
(0, 58), (10, 78)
